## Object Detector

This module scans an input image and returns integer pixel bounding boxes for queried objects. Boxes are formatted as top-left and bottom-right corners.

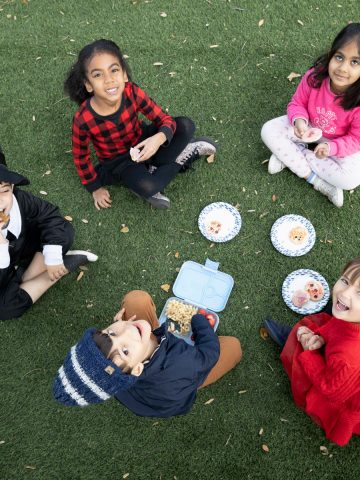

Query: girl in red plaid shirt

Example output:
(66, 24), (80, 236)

(64, 39), (216, 209)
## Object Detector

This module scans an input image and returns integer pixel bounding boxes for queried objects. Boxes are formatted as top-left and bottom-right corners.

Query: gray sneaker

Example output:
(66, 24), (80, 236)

(176, 137), (217, 171)
(132, 189), (170, 209)
(145, 192), (170, 209)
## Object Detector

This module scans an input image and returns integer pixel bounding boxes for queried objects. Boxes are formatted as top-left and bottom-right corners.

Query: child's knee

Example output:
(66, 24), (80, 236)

(123, 290), (153, 306)
(222, 336), (243, 364)
(261, 116), (288, 142)
(174, 116), (196, 137)
(231, 337), (243, 364)
(260, 120), (274, 141)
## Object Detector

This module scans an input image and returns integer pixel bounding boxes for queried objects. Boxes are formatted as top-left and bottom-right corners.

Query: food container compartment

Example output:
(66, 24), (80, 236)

(159, 297), (219, 345)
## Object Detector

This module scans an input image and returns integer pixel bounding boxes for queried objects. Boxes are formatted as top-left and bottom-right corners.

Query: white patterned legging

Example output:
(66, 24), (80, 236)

(261, 115), (360, 190)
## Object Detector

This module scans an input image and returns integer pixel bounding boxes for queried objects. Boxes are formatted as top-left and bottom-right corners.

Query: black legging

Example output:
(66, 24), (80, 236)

(97, 116), (195, 198)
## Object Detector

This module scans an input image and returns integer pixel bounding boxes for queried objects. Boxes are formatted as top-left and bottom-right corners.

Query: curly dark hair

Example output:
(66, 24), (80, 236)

(64, 39), (132, 105)
(308, 23), (360, 110)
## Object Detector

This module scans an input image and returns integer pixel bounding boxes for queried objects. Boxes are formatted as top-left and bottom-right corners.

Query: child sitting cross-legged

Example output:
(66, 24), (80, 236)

(53, 290), (242, 417)
(0, 147), (98, 321)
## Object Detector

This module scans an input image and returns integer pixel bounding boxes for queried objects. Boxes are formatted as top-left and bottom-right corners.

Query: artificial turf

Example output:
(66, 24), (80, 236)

(0, 0), (359, 479)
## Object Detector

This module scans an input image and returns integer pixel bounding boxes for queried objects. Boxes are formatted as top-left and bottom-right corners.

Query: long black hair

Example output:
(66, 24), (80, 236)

(64, 39), (132, 105)
(308, 23), (360, 110)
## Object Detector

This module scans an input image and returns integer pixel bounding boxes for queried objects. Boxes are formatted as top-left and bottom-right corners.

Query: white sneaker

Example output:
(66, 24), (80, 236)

(66, 250), (98, 262)
(268, 154), (285, 174)
(313, 178), (344, 207)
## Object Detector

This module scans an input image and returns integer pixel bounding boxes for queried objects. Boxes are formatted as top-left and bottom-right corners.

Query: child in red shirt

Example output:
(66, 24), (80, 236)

(265, 257), (360, 446)
(64, 39), (216, 210)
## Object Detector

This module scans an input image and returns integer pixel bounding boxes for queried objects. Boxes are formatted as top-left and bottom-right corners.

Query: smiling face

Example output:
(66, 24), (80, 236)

(101, 319), (156, 376)
(84, 52), (128, 113)
(332, 269), (360, 324)
(0, 182), (13, 228)
(328, 40), (360, 94)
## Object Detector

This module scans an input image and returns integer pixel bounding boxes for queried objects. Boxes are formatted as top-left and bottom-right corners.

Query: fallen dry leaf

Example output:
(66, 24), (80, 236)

(64, 215), (73, 221)
(174, 251), (180, 258)
(209, 243), (215, 248)
(76, 271), (84, 282)
(297, 19), (304, 26)
(238, 390), (247, 394)
(287, 72), (301, 82)
(79, 265), (89, 271)
(153, 62), (163, 66)
(261, 159), (269, 164)
(204, 398), (214, 405)
(25, 466), (36, 470)
(168, 72), (176, 77)
(259, 428), (264, 436)
(43, 170), (51, 176)
(161, 283), (171, 292)
(120, 226), (129, 233)
(272, 194), (277, 202)
(82, 219), (89, 224)
(258, 19), (265, 27)
(207, 154), (215, 164)
(262, 444), (270, 453)
(209, 44), (219, 48)
(160, 12), (167, 17)
(259, 327), (269, 340)
(320, 446), (329, 455)
(152, 421), (159, 426)
(39, 191), (47, 195)
(123, 474), (130, 479)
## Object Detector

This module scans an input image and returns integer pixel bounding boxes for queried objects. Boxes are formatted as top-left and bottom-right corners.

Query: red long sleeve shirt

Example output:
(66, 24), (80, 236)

(281, 313), (360, 446)
(72, 82), (176, 192)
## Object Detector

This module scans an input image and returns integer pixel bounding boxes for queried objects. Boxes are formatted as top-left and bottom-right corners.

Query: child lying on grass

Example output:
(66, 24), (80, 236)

(53, 290), (242, 417)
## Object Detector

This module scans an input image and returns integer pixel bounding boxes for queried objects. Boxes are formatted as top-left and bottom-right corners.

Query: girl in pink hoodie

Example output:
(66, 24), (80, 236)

(261, 23), (360, 208)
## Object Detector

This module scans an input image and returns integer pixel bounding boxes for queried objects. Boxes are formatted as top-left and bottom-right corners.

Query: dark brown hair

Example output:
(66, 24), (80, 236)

(308, 23), (360, 110)
(342, 257), (360, 283)
(93, 330), (130, 373)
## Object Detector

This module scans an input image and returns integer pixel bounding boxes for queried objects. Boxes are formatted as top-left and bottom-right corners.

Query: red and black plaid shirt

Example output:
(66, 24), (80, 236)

(72, 82), (176, 191)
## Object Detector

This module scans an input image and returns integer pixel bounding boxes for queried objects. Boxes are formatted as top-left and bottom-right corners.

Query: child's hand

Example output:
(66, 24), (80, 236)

(297, 326), (324, 351)
(304, 334), (325, 351)
(92, 187), (112, 210)
(47, 263), (68, 281)
(294, 119), (308, 138)
(113, 307), (136, 323)
(314, 143), (330, 159)
(297, 326), (314, 349)
(134, 133), (166, 162)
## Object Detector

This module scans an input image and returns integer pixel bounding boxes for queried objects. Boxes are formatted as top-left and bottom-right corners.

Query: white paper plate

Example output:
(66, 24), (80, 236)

(271, 215), (316, 257)
(198, 202), (242, 242)
(282, 269), (330, 315)
(301, 127), (322, 143)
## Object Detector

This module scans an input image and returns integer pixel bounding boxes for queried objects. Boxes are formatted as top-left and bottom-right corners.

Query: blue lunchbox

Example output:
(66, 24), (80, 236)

(159, 258), (234, 345)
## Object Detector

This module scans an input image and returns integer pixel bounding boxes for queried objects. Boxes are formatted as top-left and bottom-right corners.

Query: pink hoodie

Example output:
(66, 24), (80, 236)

(287, 69), (360, 157)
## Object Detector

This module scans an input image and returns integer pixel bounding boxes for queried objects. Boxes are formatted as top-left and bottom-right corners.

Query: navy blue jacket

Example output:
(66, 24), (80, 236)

(114, 314), (220, 417)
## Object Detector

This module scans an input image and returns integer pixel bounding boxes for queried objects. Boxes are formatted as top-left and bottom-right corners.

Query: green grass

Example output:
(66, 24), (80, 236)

(1, 0), (360, 479)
